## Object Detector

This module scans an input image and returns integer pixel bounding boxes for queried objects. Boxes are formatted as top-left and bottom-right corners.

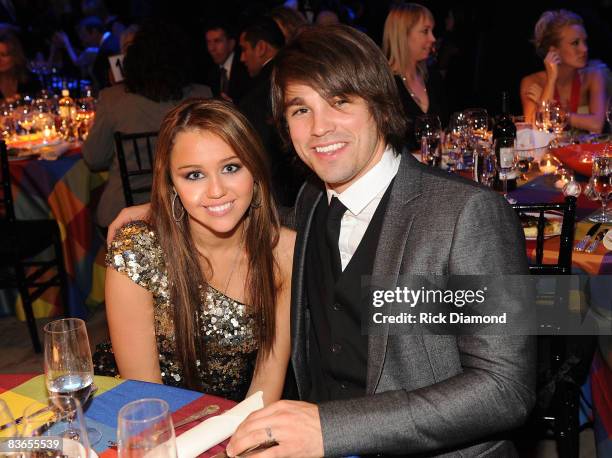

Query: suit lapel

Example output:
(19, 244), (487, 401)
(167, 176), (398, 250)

(366, 155), (424, 393)
(291, 182), (324, 398)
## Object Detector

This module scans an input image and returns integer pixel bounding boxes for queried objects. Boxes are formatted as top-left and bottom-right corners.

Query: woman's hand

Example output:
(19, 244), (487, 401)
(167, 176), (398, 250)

(543, 49), (561, 81)
(107, 203), (152, 244)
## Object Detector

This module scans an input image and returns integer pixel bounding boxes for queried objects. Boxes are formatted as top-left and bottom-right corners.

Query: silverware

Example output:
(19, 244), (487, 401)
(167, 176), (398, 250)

(173, 404), (220, 428)
(585, 230), (607, 253)
(575, 223), (601, 251)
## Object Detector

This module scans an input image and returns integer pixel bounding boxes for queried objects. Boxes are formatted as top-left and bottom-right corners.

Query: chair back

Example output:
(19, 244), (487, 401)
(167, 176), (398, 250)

(0, 141), (16, 222)
(512, 196), (576, 275)
(113, 131), (158, 207)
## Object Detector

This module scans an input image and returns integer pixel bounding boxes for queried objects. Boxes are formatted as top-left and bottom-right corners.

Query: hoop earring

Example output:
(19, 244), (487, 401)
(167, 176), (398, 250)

(250, 182), (262, 209)
(171, 189), (185, 222)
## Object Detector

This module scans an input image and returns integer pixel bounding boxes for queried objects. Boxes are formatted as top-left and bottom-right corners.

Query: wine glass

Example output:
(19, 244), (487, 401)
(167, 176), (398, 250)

(44, 318), (100, 444)
(117, 399), (177, 458)
(0, 399), (18, 441)
(415, 115), (441, 167)
(494, 138), (518, 203)
(588, 153), (611, 223)
(21, 395), (91, 458)
(464, 108), (489, 141)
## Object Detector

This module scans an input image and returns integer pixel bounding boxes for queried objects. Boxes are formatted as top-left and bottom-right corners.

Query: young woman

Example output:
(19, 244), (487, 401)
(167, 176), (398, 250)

(97, 99), (294, 404)
(520, 10), (607, 133)
(382, 3), (447, 150)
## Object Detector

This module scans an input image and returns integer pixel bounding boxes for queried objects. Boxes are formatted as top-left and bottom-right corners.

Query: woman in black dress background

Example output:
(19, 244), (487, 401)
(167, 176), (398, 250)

(383, 3), (447, 150)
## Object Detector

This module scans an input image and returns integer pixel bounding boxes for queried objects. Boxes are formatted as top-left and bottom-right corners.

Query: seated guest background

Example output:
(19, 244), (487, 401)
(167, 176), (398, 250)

(520, 9), (607, 133)
(204, 21), (251, 104)
(0, 29), (41, 102)
(382, 3), (448, 150)
(82, 20), (212, 229)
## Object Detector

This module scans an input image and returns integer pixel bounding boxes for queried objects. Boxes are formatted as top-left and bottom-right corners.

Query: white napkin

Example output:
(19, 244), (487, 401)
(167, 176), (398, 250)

(37, 141), (73, 160)
(516, 129), (554, 151)
(176, 391), (264, 458)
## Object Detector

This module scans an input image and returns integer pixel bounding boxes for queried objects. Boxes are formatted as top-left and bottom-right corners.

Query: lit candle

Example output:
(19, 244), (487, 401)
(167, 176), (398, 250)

(539, 160), (558, 175)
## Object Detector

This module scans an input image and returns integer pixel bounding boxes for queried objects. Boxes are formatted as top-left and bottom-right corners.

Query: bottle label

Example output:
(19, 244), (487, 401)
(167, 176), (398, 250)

(499, 147), (515, 169)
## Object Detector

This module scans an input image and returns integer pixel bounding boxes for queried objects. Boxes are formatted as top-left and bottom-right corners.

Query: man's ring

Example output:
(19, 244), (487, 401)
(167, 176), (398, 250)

(265, 427), (275, 444)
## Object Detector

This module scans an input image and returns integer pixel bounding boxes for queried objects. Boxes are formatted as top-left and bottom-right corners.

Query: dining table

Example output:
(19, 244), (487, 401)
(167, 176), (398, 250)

(1, 146), (107, 320)
(0, 373), (236, 457)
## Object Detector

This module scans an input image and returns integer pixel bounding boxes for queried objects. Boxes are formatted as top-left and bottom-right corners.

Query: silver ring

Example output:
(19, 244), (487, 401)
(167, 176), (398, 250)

(265, 426), (275, 444)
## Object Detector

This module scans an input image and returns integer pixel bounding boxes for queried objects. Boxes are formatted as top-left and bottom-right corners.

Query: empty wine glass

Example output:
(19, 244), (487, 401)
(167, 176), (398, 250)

(22, 395), (91, 458)
(415, 115), (441, 167)
(464, 108), (489, 142)
(117, 399), (177, 458)
(44, 318), (100, 444)
(588, 153), (611, 223)
(0, 399), (18, 440)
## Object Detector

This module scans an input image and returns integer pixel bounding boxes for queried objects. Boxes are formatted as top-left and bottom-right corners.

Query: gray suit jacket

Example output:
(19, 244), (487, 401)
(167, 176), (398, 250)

(290, 154), (536, 457)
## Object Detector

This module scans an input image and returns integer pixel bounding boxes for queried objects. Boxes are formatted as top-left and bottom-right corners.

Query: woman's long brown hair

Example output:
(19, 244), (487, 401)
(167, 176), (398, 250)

(150, 99), (280, 390)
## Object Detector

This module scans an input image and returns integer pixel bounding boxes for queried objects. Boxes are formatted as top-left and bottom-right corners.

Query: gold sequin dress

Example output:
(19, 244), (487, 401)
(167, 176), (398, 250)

(94, 221), (258, 401)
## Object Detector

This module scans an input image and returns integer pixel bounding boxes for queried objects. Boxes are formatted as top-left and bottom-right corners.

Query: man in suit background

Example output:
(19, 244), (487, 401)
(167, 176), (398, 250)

(205, 21), (251, 104)
(227, 25), (535, 457)
(238, 17), (304, 208)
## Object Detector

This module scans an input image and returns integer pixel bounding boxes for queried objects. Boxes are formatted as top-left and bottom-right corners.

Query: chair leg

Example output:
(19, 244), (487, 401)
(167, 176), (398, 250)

(15, 273), (41, 353)
(554, 380), (580, 458)
(52, 224), (71, 318)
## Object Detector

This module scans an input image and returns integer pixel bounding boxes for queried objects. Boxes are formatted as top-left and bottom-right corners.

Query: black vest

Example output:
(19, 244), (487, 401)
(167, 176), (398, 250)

(305, 185), (393, 402)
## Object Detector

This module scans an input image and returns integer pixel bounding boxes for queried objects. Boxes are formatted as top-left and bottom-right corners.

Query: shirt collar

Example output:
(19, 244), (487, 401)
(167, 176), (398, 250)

(221, 51), (234, 73)
(326, 146), (400, 215)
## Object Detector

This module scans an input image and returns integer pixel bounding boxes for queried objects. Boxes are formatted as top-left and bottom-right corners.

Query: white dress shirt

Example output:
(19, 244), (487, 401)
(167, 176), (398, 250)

(326, 146), (401, 271)
(221, 52), (234, 80)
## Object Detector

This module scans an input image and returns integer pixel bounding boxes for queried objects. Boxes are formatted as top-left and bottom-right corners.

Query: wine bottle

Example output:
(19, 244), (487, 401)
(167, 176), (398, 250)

(493, 92), (517, 191)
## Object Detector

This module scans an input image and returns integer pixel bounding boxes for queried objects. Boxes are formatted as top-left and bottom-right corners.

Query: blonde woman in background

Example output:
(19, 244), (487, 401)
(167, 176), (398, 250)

(382, 3), (447, 149)
(520, 9), (607, 133)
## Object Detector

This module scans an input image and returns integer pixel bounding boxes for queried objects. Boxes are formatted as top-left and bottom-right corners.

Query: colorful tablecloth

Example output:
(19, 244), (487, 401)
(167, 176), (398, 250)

(1, 150), (107, 319)
(0, 374), (236, 457)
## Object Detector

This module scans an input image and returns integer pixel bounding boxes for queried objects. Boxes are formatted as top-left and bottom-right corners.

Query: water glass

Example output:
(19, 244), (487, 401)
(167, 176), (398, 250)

(118, 399), (177, 458)
(589, 153), (611, 223)
(44, 318), (94, 405)
(21, 395), (91, 457)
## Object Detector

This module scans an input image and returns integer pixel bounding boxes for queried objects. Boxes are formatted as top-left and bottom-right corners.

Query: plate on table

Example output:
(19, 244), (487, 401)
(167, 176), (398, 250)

(519, 211), (563, 240)
(552, 143), (609, 176)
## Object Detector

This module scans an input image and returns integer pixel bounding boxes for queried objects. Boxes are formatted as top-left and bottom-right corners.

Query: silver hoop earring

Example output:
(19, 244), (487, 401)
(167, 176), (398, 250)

(171, 189), (185, 222)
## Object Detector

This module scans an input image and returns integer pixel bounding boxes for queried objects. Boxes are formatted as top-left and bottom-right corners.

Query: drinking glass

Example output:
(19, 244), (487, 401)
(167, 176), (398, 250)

(588, 153), (611, 223)
(464, 108), (489, 142)
(117, 399), (177, 458)
(606, 98), (612, 132)
(21, 395), (91, 458)
(44, 318), (100, 444)
(415, 115), (441, 167)
(0, 399), (18, 440)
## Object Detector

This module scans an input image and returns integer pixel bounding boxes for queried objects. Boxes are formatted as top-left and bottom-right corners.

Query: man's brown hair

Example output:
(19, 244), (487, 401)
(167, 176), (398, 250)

(271, 24), (407, 153)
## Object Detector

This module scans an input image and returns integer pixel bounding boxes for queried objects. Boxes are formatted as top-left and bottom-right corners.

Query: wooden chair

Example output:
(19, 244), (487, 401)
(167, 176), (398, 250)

(512, 196), (595, 458)
(113, 131), (157, 206)
(0, 141), (69, 353)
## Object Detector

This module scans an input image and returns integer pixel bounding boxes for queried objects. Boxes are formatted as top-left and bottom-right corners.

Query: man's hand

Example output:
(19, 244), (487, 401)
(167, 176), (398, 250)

(107, 203), (151, 244)
(226, 401), (324, 458)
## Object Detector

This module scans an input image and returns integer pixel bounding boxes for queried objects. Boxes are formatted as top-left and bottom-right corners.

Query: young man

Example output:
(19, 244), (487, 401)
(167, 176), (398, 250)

(226, 25), (535, 457)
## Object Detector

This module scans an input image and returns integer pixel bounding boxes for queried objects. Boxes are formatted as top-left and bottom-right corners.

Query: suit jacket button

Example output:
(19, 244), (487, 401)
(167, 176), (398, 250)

(340, 382), (348, 389)
(332, 302), (342, 311)
(331, 343), (342, 354)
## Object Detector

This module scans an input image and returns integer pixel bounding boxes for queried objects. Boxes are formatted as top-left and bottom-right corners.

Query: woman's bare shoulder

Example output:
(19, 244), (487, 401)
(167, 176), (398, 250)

(521, 71), (546, 87)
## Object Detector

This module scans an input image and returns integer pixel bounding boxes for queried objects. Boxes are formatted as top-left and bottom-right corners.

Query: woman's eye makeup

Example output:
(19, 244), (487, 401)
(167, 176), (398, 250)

(223, 163), (242, 173)
(185, 170), (205, 180)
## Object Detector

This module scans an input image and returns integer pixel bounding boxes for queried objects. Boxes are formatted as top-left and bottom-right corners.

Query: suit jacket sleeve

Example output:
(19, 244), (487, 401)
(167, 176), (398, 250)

(318, 190), (536, 456)
(82, 88), (115, 171)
